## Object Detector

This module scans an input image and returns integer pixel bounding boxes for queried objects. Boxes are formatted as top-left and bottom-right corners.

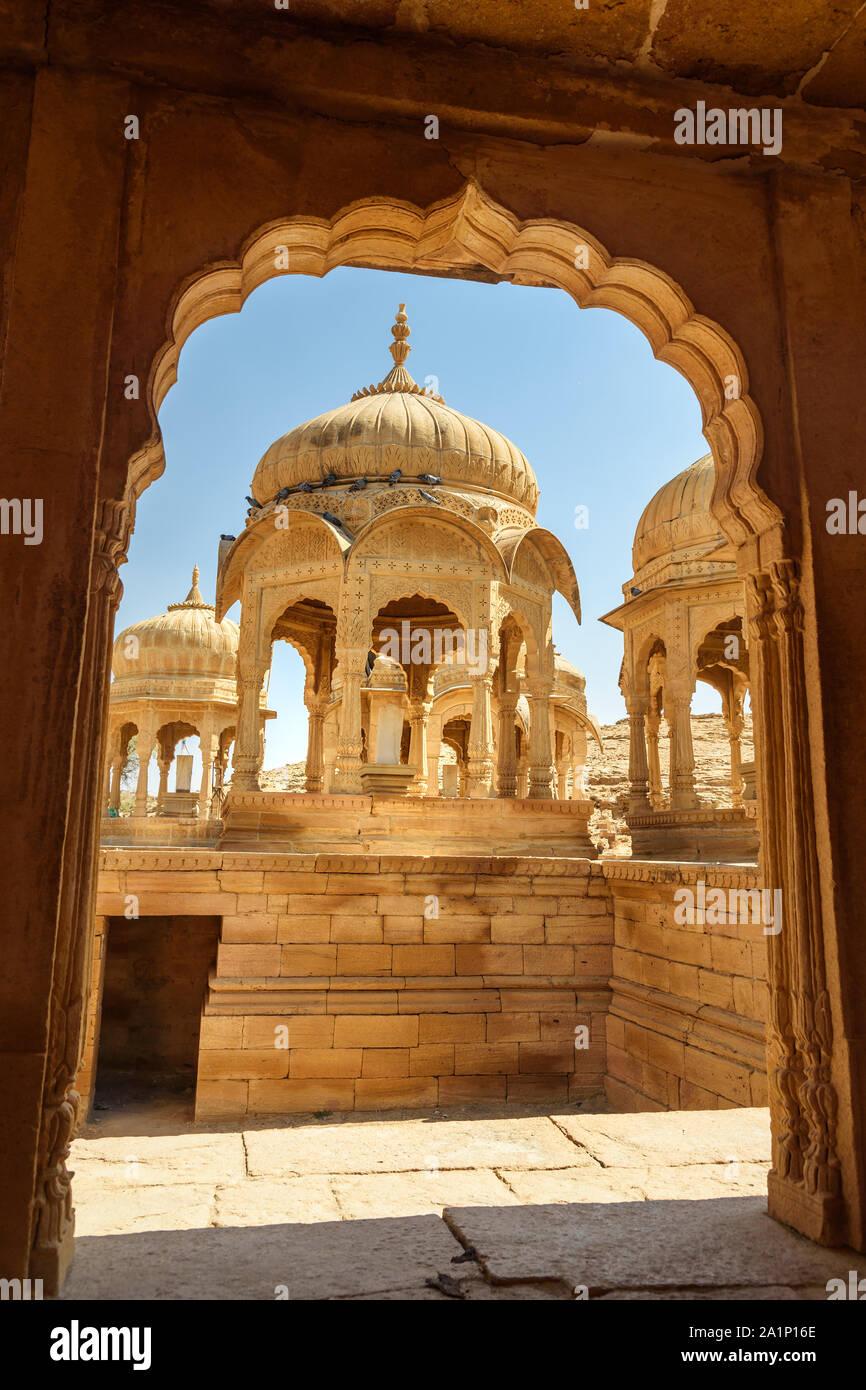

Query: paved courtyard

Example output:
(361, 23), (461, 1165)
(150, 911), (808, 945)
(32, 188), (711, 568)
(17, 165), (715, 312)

(59, 1101), (860, 1300)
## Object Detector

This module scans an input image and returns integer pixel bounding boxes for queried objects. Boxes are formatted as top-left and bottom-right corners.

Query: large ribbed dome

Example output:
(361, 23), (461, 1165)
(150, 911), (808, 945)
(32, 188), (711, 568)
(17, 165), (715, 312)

(250, 306), (539, 513)
(112, 567), (239, 681)
(632, 454), (721, 574)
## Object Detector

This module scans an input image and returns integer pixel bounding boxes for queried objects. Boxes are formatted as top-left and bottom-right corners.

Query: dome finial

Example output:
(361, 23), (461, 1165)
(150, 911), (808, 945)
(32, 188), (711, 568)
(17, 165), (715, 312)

(349, 306), (445, 403)
(169, 563), (211, 610)
(389, 304), (411, 369)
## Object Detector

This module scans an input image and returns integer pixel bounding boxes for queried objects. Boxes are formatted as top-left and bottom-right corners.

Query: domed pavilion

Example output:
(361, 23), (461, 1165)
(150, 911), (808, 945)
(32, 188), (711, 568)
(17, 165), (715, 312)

(215, 306), (598, 854)
(600, 454), (758, 861)
(104, 566), (272, 825)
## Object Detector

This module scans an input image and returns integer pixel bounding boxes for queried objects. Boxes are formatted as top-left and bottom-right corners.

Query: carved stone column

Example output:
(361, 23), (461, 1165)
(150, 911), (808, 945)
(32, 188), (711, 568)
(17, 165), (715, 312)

(30, 499), (129, 1292)
(556, 758), (570, 800)
(496, 695), (519, 798)
(645, 708), (663, 809)
(517, 754), (530, 799)
(334, 648), (366, 793)
(467, 673), (495, 797)
(107, 757), (122, 814)
(725, 695), (746, 806)
(408, 700), (431, 794)
(304, 695), (327, 794)
(667, 682), (699, 810)
(624, 694), (651, 813)
(133, 724), (155, 816)
(156, 754), (171, 813)
(527, 679), (555, 799)
(232, 661), (268, 791)
(198, 726), (218, 820)
(748, 560), (844, 1245)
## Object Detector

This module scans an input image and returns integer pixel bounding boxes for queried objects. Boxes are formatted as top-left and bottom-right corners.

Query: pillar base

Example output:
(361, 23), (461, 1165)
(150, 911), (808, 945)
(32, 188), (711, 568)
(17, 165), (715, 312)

(30, 1219), (75, 1297)
(767, 1171), (847, 1247)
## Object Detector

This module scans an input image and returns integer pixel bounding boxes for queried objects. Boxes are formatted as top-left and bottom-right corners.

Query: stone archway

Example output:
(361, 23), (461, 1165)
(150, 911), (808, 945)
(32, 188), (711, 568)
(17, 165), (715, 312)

(28, 181), (850, 1291)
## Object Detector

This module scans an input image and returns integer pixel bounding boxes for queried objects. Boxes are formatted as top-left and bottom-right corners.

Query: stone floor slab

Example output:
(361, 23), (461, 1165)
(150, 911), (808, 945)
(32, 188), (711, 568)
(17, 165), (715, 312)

(213, 1177), (342, 1227)
(244, 1114), (586, 1177)
(445, 1195), (858, 1291)
(73, 1131), (247, 1187)
(59, 1215), (465, 1300)
(552, 1107), (772, 1168)
(331, 1169), (516, 1219)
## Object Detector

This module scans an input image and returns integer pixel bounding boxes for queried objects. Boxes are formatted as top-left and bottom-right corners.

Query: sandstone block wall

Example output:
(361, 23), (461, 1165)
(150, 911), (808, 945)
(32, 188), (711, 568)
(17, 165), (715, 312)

(603, 863), (769, 1112)
(93, 852), (613, 1119)
(87, 853), (770, 1121)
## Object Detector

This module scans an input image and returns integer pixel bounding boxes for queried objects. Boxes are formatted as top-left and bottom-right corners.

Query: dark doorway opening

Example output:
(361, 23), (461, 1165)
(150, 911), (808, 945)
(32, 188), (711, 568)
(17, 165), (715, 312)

(93, 915), (220, 1120)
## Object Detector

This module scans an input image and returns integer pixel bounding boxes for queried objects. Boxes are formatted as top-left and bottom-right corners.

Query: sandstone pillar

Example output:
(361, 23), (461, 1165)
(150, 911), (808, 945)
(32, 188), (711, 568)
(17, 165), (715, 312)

(304, 697), (327, 794)
(496, 696), (519, 798)
(726, 697), (746, 806)
(467, 673), (495, 797)
(748, 560), (844, 1244)
(556, 758), (570, 800)
(198, 727), (218, 819)
(107, 757), (122, 815)
(527, 680), (555, 799)
(133, 726), (155, 816)
(667, 683), (699, 810)
(334, 649), (365, 793)
(156, 754), (171, 813)
(407, 700), (430, 794)
(645, 708), (663, 809)
(232, 662), (268, 791)
(29, 501), (129, 1292)
(625, 694), (651, 813)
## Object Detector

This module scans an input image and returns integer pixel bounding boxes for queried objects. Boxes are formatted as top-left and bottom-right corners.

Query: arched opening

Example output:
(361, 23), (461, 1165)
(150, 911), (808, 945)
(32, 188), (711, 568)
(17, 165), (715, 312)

(26, 181), (851, 1300)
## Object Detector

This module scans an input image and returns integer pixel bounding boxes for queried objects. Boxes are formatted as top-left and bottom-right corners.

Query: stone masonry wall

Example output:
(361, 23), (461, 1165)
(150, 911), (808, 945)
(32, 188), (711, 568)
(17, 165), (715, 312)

(603, 862), (769, 1112)
(87, 853), (770, 1120)
(93, 852), (613, 1118)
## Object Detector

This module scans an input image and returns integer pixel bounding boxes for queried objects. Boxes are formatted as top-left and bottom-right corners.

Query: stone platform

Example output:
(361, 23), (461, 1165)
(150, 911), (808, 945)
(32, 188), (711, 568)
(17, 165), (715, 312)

(626, 805), (759, 863)
(220, 791), (597, 857)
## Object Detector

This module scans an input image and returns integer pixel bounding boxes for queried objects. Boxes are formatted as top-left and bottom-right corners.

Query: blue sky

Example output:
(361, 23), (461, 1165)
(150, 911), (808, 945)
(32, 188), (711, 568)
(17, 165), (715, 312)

(119, 264), (715, 771)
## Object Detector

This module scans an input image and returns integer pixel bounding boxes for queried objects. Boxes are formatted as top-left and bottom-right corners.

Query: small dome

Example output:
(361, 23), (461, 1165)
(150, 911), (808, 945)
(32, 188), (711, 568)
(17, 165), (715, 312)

(632, 454), (722, 574)
(112, 566), (239, 681)
(553, 652), (586, 694)
(250, 306), (539, 513)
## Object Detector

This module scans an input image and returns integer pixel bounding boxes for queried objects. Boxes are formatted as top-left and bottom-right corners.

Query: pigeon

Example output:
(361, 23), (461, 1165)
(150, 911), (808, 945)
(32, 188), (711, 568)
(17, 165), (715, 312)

(388, 469), (402, 486)
(630, 586), (642, 596)
(321, 473), (338, 487)
(348, 477), (368, 492)
(365, 650), (377, 678)
(219, 534), (236, 542)
(418, 473), (441, 485)
(322, 511), (345, 529)
(274, 487), (291, 503)
(245, 495), (262, 509)
(419, 488), (441, 505)
(295, 481), (313, 493)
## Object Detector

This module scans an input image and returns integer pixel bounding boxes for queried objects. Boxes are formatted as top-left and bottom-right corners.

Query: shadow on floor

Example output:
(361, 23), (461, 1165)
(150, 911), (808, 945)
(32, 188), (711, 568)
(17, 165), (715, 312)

(56, 1198), (857, 1301)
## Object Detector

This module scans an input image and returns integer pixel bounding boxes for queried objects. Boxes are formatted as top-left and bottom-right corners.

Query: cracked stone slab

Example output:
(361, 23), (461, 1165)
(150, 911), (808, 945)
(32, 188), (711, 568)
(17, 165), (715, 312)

(552, 1107), (772, 1168)
(71, 1131), (247, 1186)
(58, 1214), (465, 1300)
(446, 1196), (858, 1291)
(332, 1169), (517, 1219)
(244, 1116), (586, 1177)
(494, 1164), (770, 1207)
(347, 1271), (572, 1300)
(71, 1181), (216, 1237)
(213, 1177), (342, 1227)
